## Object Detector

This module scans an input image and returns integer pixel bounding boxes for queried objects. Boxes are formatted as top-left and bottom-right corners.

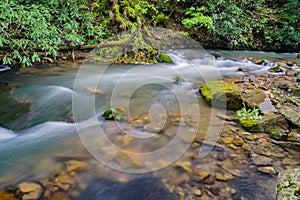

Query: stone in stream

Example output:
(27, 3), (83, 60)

(242, 89), (277, 114)
(199, 80), (243, 110)
(276, 168), (300, 200)
(0, 191), (17, 200)
(257, 166), (277, 175)
(65, 160), (90, 172)
(18, 182), (43, 200)
(280, 106), (300, 127)
(250, 113), (289, 133)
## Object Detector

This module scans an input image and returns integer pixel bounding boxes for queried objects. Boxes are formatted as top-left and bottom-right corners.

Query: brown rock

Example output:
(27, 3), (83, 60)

(232, 136), (244, 146)
(51, 192), (70, 200)
(65, 160), (89, 172)
(216, 173), (228, 181)
(54, 175), (75, 191)
(196, 171), (210, 181)
(0, 191), (17, 200)
(243, 89), (277, 114)
(257, 166), (277, 175)
(222, 137), (233, 144)
(194, 189), (202, 196)
(19, 182), (42, 200)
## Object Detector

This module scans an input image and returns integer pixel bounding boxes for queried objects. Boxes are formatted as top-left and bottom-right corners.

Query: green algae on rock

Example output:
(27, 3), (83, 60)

(199, 80), (243, 110)
(112, 48), (166, 64)
(102, 107), (128, 121)
(276, 168), (300, 200)
(158, 52), (173, 63)
(249, 113), (289, 133)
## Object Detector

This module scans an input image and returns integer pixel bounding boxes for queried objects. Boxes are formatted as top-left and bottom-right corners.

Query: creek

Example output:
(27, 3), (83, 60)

(0, 49), (299, 200)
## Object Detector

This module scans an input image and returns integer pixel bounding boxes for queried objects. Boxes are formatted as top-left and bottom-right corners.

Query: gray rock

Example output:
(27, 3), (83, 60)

(243, 89), (277, 114)
(276, 168), (300, 200)
(280, 106), (300, 127)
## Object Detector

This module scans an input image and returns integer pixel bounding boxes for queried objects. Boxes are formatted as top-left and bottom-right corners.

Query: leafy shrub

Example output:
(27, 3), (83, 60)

(182, 6), (213, 30)
(236, 104), (262, 128)
(0, 0), (107, 66)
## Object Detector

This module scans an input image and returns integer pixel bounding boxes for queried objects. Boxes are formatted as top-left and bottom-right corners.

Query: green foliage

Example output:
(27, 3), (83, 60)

(182, 6), (213, 30)
(102, 108), (128, 121)
(0, 0), (107, 66)
(236, 104), (262, 128)
(206, 0), (300, 50)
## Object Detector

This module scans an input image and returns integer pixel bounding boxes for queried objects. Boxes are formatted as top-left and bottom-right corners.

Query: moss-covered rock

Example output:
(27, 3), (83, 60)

(249, 113), (289, 133)
(102, 107), (128, 121)
(112, 48), (172, 64)
(269, 128), (288, 140)
(199, 80), (243, 110)
(277, 168), (300, 200)
(158, 52), (172, 63)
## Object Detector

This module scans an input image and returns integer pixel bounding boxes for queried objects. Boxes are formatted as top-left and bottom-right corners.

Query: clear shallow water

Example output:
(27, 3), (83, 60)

(0, 49), (298, 199)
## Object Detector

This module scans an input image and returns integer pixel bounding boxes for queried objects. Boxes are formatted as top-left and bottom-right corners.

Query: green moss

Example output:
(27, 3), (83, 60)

(199, 80), (243, 110)
(269, 66), (283, 72)
(159, 52), (173, 63)
(269, 128), (287, 140)
(102, 108), (127, 121)
(112, 48), (168, 64)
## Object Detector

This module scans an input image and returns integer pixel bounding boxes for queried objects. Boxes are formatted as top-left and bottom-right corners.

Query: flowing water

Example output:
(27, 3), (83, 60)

(0, 49), (299, 199)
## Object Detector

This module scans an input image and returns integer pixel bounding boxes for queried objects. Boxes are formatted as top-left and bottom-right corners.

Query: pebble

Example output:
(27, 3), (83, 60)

(196, 171), (210, 181)
(216, 173), (228, 181)
(232, 136), (244, 146)
(257, 166), (277, 175)
(194, 189), (202, 196)
(175, 161), (193, 173)
(222, 137), (233, 144)
(19, 182), (42, 200)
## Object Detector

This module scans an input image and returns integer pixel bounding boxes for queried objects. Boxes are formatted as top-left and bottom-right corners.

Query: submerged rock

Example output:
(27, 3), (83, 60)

(257, 166), (277, 175)
(0, 191), (17, 200)
(74, 177), (180, 200)
(101, 107), (128, 121)
(18, 182), (42, 200)
(65, 160), (90, 172)
(199, 80), (243, 110)
(276, 168), (300, 200)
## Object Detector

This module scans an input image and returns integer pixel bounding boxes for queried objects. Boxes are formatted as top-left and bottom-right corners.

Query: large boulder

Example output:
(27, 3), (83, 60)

(199, 80), (243, 110)
(242, 89), (277, 114)
(280, 106), (300, 127)
(276, 168), (300, 200)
